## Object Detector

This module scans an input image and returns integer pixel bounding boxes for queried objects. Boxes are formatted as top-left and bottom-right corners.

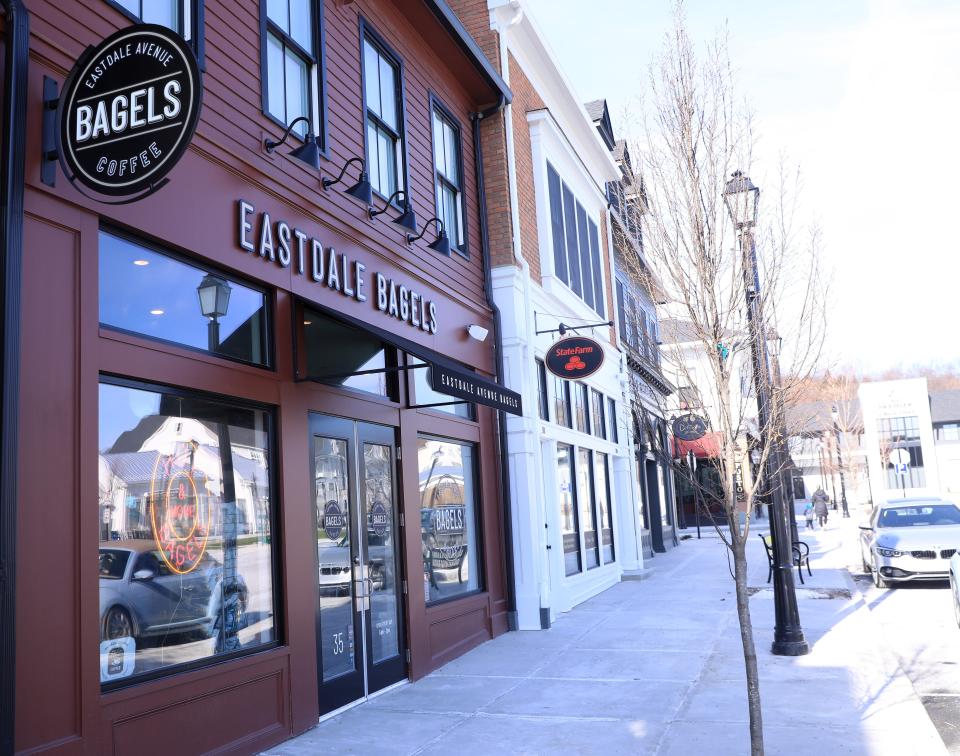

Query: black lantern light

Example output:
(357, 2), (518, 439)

(264, 116), (321, 170)
(723, 169), (760, 229)
(322, 156), (373, 205)
(407, 217), (450, 255)
(197, 273), (232, 351)
(368, 190), (418, 234)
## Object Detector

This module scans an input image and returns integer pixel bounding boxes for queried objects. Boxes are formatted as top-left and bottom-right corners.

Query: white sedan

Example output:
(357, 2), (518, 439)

(859, 497), (960, 588)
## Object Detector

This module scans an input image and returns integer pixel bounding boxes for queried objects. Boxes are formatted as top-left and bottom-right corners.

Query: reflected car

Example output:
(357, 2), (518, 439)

(99, 540), (247, 646)
(859, 498), (960, 588)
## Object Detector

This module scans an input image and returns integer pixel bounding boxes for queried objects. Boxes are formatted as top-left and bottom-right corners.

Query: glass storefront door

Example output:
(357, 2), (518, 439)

(311, 414), (406, 716)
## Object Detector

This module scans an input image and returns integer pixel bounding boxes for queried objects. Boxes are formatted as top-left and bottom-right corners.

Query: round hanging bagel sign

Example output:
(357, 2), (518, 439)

(57, 24), (202, 199)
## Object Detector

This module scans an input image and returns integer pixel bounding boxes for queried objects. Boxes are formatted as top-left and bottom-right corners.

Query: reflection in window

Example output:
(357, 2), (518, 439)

(410, 356), (473, 419)
(557, 443), (580, 576)
(99, 232), (269, 366)
(536, 359), (549, 421)
(878, 415), (926, 489)
(591, 390), (605, 437)
(578, 448), (599, 569)
(303, 308), (395, 398)
(432, 107), (464, 252)
(114, 0), (183, 33)
(363, 34), (404, 199)
(573, 383), (589, 434)
(553, 374), (570, 428)
(418, 438), (480, 603)
(595, 453), (614, 563)
(264, 0), (317, 138)
(97, 380), (276, 686)
(607, 397), (618, 443)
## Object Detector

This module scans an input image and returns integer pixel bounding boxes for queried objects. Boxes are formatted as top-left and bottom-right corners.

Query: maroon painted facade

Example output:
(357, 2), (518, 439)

(9, 1), (510, 752)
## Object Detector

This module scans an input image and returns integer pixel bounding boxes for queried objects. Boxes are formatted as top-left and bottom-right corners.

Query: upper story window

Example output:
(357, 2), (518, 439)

(109, 0), (203, 62)
(432, 104), (466, 255)
(546, 161), (605, 317)
(363, 30), (405, 200)
(616, 276), (660, 366)
(264, 0), (321, 140)
(536, 359), (549, 421)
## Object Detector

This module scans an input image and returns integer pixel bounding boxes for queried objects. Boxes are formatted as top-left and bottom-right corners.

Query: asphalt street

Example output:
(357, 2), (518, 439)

(847, 536), (960, 752)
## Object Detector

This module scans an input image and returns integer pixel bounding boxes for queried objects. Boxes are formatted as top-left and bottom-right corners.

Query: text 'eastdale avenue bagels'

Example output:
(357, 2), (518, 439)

(238, 200), (439, 334)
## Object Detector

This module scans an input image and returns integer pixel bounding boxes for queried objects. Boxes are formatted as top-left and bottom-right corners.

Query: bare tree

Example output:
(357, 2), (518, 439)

(618, 4), (828, 752)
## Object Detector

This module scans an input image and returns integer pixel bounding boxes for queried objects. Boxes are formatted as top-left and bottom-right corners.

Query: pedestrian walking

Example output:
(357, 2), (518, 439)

(812, 487), (830, 528)
(804, 502), (815, 530)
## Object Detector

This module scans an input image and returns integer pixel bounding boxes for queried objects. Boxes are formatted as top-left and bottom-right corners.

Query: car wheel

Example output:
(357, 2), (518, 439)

(952, 577), (960, 629)
(104, 606), (133, 640)
(873, 557), (887, 589)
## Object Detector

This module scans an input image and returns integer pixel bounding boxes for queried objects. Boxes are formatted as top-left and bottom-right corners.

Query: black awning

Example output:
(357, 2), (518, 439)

(296, 298), (523, 416)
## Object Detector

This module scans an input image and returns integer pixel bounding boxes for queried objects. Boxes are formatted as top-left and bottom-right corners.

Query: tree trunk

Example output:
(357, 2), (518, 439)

(732, 538), (764, 755)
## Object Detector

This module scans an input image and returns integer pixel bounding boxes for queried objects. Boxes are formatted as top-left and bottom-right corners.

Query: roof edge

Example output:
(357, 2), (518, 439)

(424, 0), (513, 106)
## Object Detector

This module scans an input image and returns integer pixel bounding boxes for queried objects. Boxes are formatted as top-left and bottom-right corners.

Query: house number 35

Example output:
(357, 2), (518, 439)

(332, 632), (345, 655)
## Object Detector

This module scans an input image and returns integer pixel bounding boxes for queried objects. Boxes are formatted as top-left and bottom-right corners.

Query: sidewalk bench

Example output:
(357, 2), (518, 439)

(759, 534), (812, 585)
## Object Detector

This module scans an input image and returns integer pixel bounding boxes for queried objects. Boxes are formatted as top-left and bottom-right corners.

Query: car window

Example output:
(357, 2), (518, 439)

(98, 549), (131, 579)
(878, 504), (960, 527)
(135, 550), (172, 576)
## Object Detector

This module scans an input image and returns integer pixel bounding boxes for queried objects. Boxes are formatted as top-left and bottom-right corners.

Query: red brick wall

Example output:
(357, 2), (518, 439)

(508, 52), (545, 282)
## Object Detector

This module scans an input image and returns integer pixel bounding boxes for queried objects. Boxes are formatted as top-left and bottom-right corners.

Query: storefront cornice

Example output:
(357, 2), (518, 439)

(627, 353), (674, 397)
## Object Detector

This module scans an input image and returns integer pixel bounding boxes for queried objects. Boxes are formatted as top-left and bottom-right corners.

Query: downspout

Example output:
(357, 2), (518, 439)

(471, 98), (518, 631)
(1, 1), (28, 753)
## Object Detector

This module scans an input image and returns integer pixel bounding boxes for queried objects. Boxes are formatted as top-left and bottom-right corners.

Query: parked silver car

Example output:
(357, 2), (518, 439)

(99, 540), (247, 647)
(859, 497), (960, 588)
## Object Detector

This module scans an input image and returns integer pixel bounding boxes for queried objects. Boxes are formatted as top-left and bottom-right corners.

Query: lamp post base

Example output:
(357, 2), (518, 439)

(772, 633), (810, 656)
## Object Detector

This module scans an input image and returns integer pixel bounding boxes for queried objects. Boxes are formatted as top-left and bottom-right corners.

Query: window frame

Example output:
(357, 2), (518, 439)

(98, 226), (275, 370)
(536, 358), (549, 421)
(98, 374), (283, 692)
(360, 19), (409, 207)
(418, 434), (484, 606)
(106, 0), (205, 67)
(428, 93), (468, 257)
(259, 0), (326, 153)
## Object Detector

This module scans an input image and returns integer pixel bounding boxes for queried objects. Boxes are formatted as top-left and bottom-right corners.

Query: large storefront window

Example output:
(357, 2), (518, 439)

(99, 232), (270, 367)
(98, 380), (277, 687)
(879, 416), (927, 488)
(303, 307), (396, 398)
(418, 438), (480, 603)
(557, 443), (581, 576)
(411, 357), (474, 419)
(595, 452), (614, 563)
(577, 448), (600, 569)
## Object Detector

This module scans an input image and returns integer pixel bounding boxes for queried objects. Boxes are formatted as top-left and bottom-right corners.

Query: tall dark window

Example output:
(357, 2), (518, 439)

(577, 448), (599, 569)
(553, 374), (571, 428)
(432, 104), (465, 254)
(573, 383), (589, 434)
(263, 0), (320, 140)
(536, 359), (549, 421)
(595, 452), (614, 563)
(363, 31), (405, 199)
(607, 397), (618, 443)
(591, 390), (605, 437)
(557, 444), (581, 576)
(545, 161), (605, 316)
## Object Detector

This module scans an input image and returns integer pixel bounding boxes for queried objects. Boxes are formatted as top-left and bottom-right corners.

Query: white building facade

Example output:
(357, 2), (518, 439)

(483, 0), (635, 629)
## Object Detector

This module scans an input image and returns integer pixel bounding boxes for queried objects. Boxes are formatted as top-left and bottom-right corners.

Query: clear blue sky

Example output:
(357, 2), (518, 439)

(523, 0), (960, 375)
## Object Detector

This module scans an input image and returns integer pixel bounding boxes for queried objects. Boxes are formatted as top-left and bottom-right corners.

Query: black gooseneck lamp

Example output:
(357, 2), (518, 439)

(407, 217), (450, 255)
(322, 156), (373, 205)
(263, 115), (321, 170)
(368, 189), (418, 234)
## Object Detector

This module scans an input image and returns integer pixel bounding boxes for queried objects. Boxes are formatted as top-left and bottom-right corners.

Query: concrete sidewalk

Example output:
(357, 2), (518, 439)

(265, 518), (947, 755)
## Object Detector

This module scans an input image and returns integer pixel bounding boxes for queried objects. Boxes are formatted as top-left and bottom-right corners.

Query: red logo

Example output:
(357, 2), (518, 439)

(564, 355), (587, 371)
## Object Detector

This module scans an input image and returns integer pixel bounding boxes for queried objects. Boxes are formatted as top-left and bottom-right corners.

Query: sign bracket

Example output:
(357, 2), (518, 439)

(534, 311), (613, 336)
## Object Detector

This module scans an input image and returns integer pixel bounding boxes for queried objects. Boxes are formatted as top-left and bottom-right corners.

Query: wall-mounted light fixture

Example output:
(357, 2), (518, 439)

(322, 156), (372, 205)
(264, 116), (320, 170)
(407, 217), (449, 255)
(368, 190), (418, 234)
(466, 324), (489, 342)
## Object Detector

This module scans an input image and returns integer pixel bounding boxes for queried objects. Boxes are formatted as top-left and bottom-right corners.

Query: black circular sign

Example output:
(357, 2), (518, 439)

(323, 501), (345, 541)
(57, 24), (202, 198)
(672, 413), (708, 441)
(369, 501), (389, 538)
(545, 336), (605, 379)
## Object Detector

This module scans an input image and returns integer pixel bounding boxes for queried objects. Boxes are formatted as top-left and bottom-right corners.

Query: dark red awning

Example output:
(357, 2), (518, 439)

(673, 432), (723, 459)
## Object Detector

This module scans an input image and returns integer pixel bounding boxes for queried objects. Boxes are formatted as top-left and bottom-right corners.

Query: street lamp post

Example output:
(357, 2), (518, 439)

(831, 405), (850, 517)
(724, 170), (808, 656)
(767, 332), (800, 544)
(197, 273), (232, 352)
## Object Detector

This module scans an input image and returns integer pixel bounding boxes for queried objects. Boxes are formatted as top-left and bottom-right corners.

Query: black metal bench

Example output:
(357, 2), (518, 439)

(759, 533), (812, 584)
